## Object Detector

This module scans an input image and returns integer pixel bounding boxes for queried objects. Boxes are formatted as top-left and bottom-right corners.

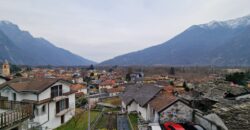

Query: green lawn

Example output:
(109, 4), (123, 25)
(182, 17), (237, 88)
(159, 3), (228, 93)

(128, 113), (138, 130)
(95, 113), (117, 129)
(55, 109), (100, 130)
(104, 107), (120, 113)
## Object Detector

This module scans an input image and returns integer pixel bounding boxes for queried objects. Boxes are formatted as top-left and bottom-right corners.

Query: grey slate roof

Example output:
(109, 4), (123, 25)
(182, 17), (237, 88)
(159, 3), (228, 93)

(212, 99), (250, 130)
(120, 84), (141, 105)
(121, 84), (162, 106)
(134, 85), (162, 106)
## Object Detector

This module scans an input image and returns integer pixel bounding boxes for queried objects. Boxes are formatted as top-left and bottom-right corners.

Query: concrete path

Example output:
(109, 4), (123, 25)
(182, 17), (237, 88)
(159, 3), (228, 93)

(117, 115), (131, 130)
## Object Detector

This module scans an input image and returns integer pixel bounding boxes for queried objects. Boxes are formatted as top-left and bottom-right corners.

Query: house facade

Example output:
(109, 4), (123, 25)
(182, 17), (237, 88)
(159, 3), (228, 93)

(157, 100), (193, 123)
(121, 85), (194, 125)
(121, 84), (162, 121)
(0, 78), (76, 130)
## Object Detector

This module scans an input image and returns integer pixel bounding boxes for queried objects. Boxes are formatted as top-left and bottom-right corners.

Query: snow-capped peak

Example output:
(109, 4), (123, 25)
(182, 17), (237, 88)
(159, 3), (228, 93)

(0, 20), (13, 25)
(199, 14), (250, 29)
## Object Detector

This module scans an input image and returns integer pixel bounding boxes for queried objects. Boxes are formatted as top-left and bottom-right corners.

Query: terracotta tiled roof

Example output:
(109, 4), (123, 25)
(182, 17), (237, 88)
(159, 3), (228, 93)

(106, 87), (124, 93)
(0, 78), (71, 94)
(70, 84), (86, 91)
(149, 91), (177, 112)
(100, 80), (116, 86)
(163, 85), (174, 93)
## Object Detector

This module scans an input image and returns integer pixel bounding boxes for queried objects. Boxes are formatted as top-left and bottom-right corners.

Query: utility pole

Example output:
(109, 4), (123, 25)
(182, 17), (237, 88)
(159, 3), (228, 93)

(87, 82), (91, 130)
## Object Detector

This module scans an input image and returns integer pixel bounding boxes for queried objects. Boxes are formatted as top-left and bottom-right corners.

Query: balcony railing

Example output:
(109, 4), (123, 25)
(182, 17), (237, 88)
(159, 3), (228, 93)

(0, 100), (33, 129)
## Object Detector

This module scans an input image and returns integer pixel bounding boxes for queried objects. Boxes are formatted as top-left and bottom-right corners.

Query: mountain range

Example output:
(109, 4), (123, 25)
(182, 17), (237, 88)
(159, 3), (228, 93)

(0, 21), (95, 66)
(101, 15), (250, 66)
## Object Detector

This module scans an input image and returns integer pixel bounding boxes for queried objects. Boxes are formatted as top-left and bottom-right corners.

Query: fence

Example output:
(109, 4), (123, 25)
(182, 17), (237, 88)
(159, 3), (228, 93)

(0, 100), (33, 129)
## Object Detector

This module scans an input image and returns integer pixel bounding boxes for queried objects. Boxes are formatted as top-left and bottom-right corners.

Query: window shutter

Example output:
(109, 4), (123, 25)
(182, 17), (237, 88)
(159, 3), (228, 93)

(56, 101), (60, 113)
(66, 98), (69, 109)
(59, 85), (62, 96)
(55, 86), (59, 97)
(51, 87), (54, 98)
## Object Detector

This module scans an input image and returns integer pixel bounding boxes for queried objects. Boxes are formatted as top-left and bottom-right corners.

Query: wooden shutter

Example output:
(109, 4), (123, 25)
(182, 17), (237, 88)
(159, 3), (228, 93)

(59, 85), (62, 96)
(66, 98), (69, 109)
(56, 101), (60, 113)
(51, 87), (54, 98)
(55, 86), (59, 97)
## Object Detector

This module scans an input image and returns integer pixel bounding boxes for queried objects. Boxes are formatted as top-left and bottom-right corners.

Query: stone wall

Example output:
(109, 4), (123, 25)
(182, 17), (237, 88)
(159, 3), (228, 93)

(159, 101), (193, 123)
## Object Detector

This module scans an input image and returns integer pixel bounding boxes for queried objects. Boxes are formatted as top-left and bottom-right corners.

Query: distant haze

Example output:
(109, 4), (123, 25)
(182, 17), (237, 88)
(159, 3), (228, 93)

(0, 0), (250, 62)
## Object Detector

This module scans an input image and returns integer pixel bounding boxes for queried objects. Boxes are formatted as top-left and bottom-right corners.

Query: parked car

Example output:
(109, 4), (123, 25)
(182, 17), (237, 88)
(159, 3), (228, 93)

(163, 122), (185, 130)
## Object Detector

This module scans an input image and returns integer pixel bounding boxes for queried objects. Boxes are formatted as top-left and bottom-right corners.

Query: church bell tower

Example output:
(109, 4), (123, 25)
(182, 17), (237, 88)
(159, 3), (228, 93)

(2, 60), (10, 76)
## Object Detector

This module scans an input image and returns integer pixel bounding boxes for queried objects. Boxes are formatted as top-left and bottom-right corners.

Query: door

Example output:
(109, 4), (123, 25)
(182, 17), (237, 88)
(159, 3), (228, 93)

(13, 93), (16, 101)
(61, 115), (65, 124)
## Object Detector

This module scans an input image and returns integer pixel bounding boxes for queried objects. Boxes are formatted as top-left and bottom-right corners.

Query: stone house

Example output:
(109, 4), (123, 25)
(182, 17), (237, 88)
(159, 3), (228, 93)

(149, 92), (193, 124)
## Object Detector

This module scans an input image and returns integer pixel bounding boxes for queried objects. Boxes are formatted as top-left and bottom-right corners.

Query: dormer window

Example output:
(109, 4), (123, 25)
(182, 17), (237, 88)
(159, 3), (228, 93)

(51, 85), (63, 98)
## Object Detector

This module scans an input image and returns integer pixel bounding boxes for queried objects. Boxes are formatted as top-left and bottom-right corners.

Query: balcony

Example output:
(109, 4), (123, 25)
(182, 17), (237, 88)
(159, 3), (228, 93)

(53, 95), (67, 102)
(0, 100), (33, 129)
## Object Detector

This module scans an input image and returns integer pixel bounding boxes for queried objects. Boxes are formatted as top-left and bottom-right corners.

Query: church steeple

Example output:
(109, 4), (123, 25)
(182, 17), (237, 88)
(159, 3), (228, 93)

(2, 59), (10, 76)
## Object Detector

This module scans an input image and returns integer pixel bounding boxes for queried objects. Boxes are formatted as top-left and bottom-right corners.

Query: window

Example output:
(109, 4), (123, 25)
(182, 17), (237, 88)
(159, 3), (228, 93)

(13, 93), (16, 101)
(51, 85), (63, 98)
(42, 105), (46, 113)
(56, 98), (69, 113)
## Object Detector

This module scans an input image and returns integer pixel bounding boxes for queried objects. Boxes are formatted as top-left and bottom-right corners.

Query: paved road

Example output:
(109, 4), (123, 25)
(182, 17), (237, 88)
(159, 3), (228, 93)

(117, 115), (131, 130)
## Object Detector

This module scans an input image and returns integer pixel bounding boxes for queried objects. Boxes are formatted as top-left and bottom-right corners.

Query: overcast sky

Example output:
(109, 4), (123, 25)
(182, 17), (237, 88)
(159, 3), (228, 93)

(0, 0), (250, 62)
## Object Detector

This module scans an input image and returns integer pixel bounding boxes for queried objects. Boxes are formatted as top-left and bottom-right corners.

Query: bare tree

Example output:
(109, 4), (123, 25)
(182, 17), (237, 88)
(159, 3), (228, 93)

(70, 109), (84, 129)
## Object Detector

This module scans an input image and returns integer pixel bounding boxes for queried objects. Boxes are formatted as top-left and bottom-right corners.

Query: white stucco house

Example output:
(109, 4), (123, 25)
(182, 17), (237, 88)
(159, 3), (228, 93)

(0, 78), (76, 130)
(121, 84), (162, 121)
